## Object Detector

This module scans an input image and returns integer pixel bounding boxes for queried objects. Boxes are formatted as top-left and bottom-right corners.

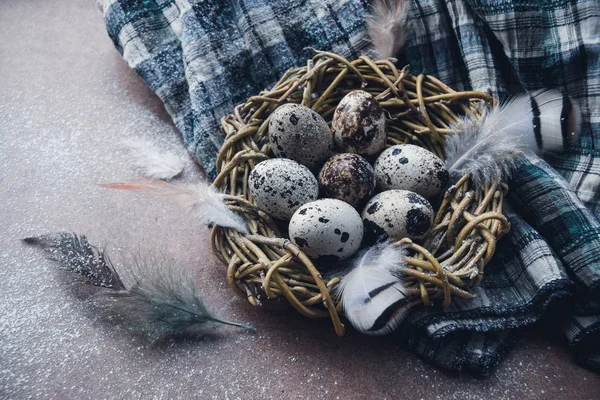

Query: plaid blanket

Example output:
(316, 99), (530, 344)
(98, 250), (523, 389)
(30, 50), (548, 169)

(98, 0), (600, 374)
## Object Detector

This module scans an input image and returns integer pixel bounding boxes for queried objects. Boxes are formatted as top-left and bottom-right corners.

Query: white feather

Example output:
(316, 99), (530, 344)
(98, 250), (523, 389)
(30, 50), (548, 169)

(122, 138), (185, 180)
(365, 0), (410, 59)
(444, 90), (578, 186)
(335, 244), (409, 336)
(100, 180), (249, 235)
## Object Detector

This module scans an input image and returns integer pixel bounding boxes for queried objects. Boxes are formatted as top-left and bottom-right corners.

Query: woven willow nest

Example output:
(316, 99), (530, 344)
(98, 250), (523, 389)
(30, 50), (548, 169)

(211, 51), (511, 336)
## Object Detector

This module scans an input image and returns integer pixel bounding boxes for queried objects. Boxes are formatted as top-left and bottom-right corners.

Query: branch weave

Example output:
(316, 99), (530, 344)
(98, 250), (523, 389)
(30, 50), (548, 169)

(211, 52), (510, 336)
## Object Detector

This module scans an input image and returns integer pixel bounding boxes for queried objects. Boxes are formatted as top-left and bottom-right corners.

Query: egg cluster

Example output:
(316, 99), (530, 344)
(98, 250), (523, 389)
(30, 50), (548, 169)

(248, 90), (448, 264)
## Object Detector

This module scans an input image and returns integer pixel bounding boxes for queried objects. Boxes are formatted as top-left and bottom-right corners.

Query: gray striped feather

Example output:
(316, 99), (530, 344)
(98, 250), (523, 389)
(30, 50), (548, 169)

(335, 244), (410, 336)
(444, 90), (580, 186)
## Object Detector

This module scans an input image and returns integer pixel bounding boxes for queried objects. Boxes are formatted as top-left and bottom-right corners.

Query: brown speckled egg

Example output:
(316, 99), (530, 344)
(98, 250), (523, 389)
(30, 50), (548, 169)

(332, 90), (386, 156)
(361, 190), (434, 244)
(374, 144), (449, 199)
(268, 103), (333, 169)
(249, 159), (319, 220)
(318, 153), (375, 208)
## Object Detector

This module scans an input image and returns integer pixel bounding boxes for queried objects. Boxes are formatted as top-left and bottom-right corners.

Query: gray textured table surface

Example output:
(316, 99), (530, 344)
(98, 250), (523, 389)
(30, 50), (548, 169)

(1, 1), (599, 399)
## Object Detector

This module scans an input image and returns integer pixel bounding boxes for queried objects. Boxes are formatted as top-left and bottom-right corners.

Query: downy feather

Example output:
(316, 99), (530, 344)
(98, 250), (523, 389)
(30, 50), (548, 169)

(122, 138), (186, 180)
(366, 0), (410, 59)
(99, 180), (249, 234)
(335, 244), (410, 336)
(23, 232), (255, 339)
(444, 90), (580, 185)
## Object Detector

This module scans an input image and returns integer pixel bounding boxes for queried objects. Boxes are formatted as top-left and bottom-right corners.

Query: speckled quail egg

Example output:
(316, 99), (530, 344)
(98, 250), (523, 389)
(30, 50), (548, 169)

(374, 144), (449, 199)
(362, 190), (434, 244)
(289, 199), (363, 262)
(268, 103), (333, 169)
(318, 153), (376, 208)
(332, 90), (387, 156)
(249, 158), (318, 220)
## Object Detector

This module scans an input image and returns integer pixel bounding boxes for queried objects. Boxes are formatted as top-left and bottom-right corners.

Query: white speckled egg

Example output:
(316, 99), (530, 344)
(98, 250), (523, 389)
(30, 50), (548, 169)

(362, 190), (434, 244)
(289, 199), (363, 262)
(268, 103), (333, 169)
(332, 90), (386, 156)
(249, 159), (318, 220)
(374, 144), (449, 199)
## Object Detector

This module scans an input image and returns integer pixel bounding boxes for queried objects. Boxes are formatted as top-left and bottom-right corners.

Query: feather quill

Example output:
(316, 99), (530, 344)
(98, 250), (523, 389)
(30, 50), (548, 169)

(365, 0), (410, 59)
(23, 233), (255, 339)
(122, 138), (186, 180)
(444, 90), (580, 185)
(99, 180), (249, 234)
(334, 244), (410, 336)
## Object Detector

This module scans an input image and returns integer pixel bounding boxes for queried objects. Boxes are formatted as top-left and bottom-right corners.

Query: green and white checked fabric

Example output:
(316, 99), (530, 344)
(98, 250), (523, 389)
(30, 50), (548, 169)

(99, 0), (371, 179)
(402, 0), (600, 213)
(98, 0), (600, 374)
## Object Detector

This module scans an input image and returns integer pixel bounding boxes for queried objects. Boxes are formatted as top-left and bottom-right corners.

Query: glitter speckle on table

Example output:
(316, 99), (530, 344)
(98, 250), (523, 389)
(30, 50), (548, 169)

(0, 1), (599, 399)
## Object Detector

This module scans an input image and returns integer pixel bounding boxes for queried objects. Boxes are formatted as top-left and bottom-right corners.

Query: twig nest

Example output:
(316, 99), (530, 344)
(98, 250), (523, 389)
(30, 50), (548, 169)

(374, 144), (449, 199)
(214, 52), (508, 335)
(362, 190), (434, 243)
(289, 199), (363, 262)
(268, 103), (333, 169)
(249, 158), (318, 220)
(318, 153), (376, 208)
(332, 90), (386, 156)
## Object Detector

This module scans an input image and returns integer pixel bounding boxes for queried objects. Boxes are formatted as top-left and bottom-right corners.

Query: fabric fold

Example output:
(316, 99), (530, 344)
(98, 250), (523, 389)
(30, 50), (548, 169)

(509, 157), (600, 295)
